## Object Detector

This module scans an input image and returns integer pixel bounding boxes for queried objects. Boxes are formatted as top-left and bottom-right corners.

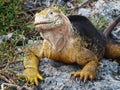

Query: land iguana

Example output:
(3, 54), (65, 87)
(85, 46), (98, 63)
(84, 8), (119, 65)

(22, 5), (120, 85)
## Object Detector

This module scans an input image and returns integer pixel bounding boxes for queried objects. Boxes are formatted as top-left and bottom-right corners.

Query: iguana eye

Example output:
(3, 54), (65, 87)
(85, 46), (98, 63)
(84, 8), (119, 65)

(48, 11), (55, 17)
(50, 11), (53, 15)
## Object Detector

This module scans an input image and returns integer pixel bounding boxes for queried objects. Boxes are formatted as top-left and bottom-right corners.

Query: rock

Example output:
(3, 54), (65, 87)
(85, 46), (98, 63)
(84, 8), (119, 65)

(92, 0), (120, 43)
(78, 8), (91, 17)
(93, 0), (120, 22)
(24, 0), (35, 8)
(111, 26), (120, 43)
(24, 0), (69, 8)
(41, 0), (52, 7)
(66, 1), (74, 8)
(0, 33), (13, 44)
(57, 0), (68, 6)
(35, 58), (120, 90)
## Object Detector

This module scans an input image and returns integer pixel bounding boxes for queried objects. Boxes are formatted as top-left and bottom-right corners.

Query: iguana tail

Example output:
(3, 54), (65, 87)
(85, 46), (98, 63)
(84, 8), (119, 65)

(103, 16), (120, 38)
(104, 16), (120, 63)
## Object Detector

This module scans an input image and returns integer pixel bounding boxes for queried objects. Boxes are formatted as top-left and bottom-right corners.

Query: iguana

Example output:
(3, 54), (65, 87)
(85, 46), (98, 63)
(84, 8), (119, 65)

(22, 6), (120, 85)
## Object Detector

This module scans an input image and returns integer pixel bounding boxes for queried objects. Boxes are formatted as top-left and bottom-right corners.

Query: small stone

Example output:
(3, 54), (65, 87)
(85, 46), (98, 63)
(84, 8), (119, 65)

(78, 8), (91, 17)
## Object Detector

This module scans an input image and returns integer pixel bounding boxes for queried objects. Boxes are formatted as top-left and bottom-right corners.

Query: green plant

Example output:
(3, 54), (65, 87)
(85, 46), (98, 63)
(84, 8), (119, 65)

(60, 5), (68, 14)
(89, 15), (108, 31)
(0, 0), (32, 87)
(0, 0), (28, 35)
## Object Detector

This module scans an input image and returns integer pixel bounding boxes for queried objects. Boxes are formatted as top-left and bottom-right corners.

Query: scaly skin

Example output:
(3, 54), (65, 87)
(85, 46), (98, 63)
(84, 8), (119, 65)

(22, 6), (120, 85)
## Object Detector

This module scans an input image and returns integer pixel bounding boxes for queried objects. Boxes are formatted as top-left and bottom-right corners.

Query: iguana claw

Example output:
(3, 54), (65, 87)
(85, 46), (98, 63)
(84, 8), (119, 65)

(71, 69), (96, 83)
(23, 68), (44, 85)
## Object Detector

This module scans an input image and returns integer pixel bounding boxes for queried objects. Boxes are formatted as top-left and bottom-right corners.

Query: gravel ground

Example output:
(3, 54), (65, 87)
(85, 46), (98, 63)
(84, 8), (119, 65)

(34, 58), (120, 90)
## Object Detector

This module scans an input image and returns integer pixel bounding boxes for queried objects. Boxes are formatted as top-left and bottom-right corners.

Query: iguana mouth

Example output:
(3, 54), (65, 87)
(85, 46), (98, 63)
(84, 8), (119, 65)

(34, 21), (53, 26)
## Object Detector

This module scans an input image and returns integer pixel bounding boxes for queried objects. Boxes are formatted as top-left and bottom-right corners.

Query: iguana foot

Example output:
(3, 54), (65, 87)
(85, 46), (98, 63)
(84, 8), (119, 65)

(71, 69), (96, 82)
(71, 71), (95, 82)
(72, 57), (98, 82)
(23, 68), (44, 85)
(71, 60), (97, 82)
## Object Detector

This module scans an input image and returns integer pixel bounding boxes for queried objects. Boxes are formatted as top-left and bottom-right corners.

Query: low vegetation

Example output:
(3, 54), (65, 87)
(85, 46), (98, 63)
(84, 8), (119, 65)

(0, 0), (34, 89)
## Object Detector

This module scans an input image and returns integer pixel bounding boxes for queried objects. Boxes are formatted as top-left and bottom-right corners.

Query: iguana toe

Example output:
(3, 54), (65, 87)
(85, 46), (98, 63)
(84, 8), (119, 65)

(71, 70), (95, 82)
(23, 68), (44, 85)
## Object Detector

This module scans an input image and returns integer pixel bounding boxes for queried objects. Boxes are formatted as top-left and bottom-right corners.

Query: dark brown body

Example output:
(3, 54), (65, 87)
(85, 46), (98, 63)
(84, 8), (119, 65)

(68, 15), (120, 61)
(68, 15), (105, 59)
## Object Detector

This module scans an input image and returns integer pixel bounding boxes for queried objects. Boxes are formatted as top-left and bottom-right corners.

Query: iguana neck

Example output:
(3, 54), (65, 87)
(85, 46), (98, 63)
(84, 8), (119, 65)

(40, 16), (75, 52)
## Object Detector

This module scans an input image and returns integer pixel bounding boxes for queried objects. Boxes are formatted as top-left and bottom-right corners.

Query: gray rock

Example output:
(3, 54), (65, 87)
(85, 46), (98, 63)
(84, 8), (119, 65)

(0, 33), (13, 44)
(93, 0), (120, 21)
(35, 58), (120, 90)
(78, 8), (91, 17)
(92, 0), (120, 43)
(24, 0), (68, 8)
(111, 26), (120, 43)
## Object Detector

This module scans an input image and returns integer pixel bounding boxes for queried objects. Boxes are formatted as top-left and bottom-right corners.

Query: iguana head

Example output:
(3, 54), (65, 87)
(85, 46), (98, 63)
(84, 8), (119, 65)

(34, 5), (74, 51)
(34, 6), (64, 30)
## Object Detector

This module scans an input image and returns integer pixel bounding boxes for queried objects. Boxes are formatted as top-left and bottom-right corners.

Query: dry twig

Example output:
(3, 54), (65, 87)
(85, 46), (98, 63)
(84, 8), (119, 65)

(1, 83), (33, 90)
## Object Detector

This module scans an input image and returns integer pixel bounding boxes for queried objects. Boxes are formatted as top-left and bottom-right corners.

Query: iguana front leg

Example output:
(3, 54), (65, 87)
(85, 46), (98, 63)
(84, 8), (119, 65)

(23, 42), (44, 85)
(71, 48), (99, 82)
